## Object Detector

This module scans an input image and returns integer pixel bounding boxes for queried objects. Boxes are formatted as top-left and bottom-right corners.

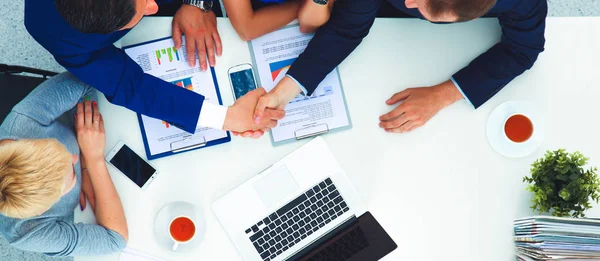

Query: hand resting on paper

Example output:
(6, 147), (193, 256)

(172, 5), (222, 70)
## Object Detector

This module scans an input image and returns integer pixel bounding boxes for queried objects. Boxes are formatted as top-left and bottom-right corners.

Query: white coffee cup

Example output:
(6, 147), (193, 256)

(168, 215), (196, 251)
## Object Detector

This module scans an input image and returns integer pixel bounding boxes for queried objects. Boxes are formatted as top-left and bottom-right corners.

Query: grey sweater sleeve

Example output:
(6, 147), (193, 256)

(11, 72), (96, 126)
(9, 220), (126, 256)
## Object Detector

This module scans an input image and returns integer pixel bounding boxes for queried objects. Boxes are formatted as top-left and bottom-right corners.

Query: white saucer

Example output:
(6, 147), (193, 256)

(486, 100), (544, 158)
(153, 201), (206, 253)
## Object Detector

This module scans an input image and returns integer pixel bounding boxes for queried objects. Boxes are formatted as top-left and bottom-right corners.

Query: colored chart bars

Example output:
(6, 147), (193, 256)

(171, 77), (193, 91)
(155, 47), (180, 65)
(269, 58), (296, 81)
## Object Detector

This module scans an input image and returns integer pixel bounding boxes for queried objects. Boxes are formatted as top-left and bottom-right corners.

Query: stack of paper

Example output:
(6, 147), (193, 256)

(514, 216), (600, 261)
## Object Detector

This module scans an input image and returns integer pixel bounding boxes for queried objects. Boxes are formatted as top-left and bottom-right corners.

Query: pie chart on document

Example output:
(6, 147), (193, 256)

(487, 100), (545, 158)
(269, 58), (294, 84)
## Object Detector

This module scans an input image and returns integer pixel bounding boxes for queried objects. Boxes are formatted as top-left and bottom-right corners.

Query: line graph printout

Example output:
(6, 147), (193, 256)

(250, 26), (351, 143)
(124, 37), (227, 156)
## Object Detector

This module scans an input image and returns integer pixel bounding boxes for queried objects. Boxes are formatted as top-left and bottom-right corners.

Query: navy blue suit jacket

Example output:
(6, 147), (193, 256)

(287, 0), (547, 108)
(25, 0), (204, 133)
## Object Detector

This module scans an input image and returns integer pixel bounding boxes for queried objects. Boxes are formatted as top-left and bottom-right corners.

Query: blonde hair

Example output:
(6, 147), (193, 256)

(0, 139), (72, 219)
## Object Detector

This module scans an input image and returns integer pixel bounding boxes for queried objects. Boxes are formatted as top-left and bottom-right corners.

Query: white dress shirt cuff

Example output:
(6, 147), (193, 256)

(285, 75), (308, 95)
(450, 77), (473, 107)
(197, 102), (228, 130)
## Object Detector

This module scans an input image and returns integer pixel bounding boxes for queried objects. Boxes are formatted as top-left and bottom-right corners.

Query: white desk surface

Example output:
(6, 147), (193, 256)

(76, 17), (600, 261)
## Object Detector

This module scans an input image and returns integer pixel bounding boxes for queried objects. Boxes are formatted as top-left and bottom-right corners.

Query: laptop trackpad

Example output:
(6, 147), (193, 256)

(253, 165), (299, 208)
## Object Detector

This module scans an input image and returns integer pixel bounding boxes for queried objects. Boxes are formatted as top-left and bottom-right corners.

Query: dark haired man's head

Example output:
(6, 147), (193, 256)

(54, 0), (159, 34)
(405, 0), (496, 22)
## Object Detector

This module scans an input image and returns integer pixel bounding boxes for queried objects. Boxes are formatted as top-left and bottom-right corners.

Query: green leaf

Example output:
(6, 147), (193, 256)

(525, 149), (599, 218)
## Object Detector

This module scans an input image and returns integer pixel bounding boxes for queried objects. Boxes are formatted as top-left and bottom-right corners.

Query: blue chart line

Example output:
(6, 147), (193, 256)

(289, 86), (333, 104)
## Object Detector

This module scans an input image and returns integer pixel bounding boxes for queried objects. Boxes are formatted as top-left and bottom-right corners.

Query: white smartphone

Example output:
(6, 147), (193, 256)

(105, 141), (159, 190)
(228, 63), (258, 100)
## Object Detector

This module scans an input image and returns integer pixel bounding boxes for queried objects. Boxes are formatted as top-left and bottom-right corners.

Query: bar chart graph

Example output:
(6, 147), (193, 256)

(155, 47), (180, 65)
(171, 77), (193, 91)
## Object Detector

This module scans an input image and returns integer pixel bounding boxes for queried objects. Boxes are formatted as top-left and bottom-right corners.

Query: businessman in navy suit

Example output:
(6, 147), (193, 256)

(252, 0), (547, 133)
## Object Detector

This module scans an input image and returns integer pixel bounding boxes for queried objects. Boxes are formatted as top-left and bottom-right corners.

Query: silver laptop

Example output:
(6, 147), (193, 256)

(213, 137), (369, 261)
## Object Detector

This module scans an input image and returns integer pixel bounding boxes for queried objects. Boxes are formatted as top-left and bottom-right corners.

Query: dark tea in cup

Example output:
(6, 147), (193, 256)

(169, 216), (196, 243)
(504, 114), (534, 143)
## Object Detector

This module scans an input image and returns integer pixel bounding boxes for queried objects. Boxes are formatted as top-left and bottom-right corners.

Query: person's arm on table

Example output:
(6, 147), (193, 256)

(225, 0), (301, 41)
(379, 0), (547, 133)
(79, 156), (96, 212)
(58, 46), (204, 133)
(58, 46), (282, 133)
(75, 100), (128, 243)
(172, 2), (222, 70)
(453, 0), (546, 106)
(253, 0), (380, 122)
(378, 80), (464, 133)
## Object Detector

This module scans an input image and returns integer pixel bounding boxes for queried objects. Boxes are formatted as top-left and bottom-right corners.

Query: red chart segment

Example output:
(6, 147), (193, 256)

(269, 58), (296, 81)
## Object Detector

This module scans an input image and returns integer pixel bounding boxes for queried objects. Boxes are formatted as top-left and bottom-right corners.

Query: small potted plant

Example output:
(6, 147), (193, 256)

(523, 149), (600, 218)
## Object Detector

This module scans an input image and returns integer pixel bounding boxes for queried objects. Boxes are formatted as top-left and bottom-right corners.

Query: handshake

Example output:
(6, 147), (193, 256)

(223, 77), (302, 138)
(222, 87), (283, 139)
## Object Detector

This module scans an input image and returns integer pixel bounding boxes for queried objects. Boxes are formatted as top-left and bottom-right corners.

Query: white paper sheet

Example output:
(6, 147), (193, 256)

(249, 26), (351, 143)
(124, 37), (227, 156)
(118, 247), (165, 261)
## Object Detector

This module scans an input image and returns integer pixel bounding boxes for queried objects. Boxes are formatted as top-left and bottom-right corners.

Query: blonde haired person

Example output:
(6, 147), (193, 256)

(0, 73), (128, 256)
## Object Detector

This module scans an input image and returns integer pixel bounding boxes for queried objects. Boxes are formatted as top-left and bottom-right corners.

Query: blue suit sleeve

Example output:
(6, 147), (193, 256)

(287, 0), (380, 95)
(452, 0), (547, 108)
(55, 45), (205, 133)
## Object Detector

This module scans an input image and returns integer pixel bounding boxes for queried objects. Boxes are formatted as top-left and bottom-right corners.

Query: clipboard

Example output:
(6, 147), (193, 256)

(247, 25), (353, 146)
(124, 37), (231, 160)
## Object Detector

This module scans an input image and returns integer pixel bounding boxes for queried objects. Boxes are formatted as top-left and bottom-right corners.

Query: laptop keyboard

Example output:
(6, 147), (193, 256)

(245, 178), (350, 261)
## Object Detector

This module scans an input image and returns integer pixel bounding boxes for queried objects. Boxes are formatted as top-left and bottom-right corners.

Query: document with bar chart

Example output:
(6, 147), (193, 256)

(249, 25), (352, 145)
(124, 36), (230, 159)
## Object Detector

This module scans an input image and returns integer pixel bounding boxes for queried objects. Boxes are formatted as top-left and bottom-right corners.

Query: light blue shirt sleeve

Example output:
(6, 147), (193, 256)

(450, 77), (473, 107)
(9, 220), (127, 256)
(285, 75), (308, 95)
